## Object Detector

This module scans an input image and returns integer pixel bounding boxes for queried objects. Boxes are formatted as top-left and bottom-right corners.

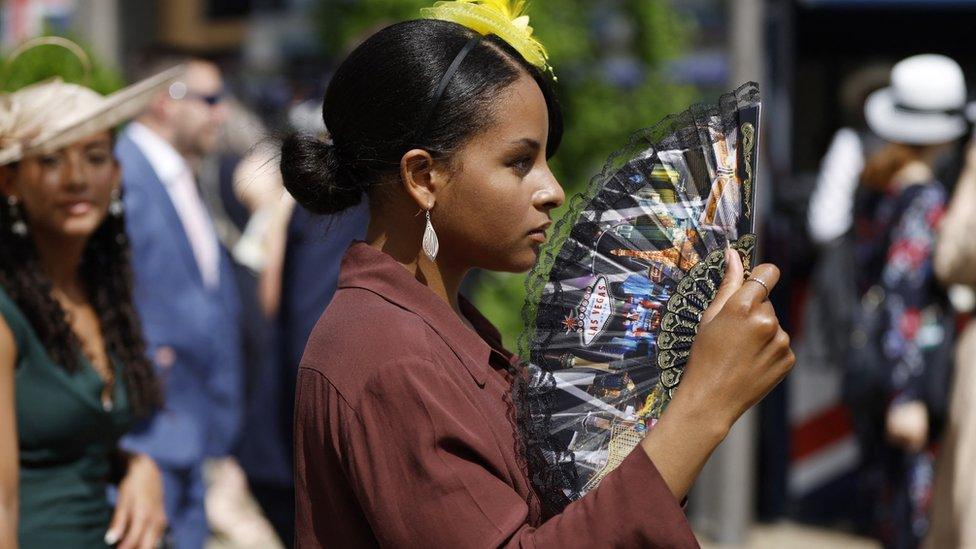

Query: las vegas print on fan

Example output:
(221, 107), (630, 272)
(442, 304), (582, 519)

(520, 83), (761, 503)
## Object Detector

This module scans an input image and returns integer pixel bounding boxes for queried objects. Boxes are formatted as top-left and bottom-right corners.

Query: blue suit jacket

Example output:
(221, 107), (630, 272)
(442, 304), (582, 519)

(116, 132), (243, 469)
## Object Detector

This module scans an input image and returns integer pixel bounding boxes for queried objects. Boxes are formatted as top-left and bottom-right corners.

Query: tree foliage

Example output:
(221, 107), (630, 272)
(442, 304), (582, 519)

(1, 36), (123, 94)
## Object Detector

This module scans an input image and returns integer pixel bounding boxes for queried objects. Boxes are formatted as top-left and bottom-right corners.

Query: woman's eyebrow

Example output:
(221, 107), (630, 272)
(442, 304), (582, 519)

(83, 141), (111, 151)
(510, 138), (541, 152)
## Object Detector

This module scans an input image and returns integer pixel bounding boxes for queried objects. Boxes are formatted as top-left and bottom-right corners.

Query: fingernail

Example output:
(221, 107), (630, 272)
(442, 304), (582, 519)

(105, 529), (120, 545)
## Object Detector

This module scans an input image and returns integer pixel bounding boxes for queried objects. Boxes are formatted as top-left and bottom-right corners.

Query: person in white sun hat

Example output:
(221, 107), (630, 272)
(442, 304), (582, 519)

(864, 54), (970, 146)
(845, 53), (966, 549)
(0, 38), (181, 549)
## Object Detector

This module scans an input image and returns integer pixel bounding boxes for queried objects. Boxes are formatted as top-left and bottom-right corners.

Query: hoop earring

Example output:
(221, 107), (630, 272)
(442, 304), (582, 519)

(7, 195), (28, 236)
(422, 208), (439, 261)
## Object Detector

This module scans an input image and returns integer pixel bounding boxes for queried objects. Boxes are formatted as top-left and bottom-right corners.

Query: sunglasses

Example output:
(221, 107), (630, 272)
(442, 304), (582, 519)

(168, 82), (225, 106)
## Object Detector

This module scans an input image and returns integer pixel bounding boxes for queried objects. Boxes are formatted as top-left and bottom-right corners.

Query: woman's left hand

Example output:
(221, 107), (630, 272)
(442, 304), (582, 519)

(105, 453), (167, 549)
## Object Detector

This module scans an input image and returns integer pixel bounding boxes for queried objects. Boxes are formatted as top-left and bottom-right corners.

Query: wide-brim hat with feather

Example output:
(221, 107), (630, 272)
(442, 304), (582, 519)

(0, 38), (183, 166)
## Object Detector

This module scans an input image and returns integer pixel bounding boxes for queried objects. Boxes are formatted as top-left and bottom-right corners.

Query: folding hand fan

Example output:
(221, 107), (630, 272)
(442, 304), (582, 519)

(519, 82), (761, 510)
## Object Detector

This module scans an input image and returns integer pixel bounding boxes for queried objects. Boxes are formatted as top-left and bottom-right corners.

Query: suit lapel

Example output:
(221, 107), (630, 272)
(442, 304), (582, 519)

(118, 134), (207, 289)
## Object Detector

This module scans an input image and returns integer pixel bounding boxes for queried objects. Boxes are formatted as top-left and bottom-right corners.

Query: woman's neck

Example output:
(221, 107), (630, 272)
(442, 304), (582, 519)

(32, 230), (87, 299)
(366, 231), (468, 316)
(892, 159), (935, 189)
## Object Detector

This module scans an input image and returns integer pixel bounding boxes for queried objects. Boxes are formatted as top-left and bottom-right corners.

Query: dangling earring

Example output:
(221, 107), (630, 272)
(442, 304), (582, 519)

(108, 188), (124, 217)
(422, 205), (439, 262)
(7, 195), (28, 236)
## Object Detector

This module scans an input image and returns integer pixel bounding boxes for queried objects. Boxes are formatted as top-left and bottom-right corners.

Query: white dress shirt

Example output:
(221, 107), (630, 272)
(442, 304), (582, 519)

(126, 122), (221, 289)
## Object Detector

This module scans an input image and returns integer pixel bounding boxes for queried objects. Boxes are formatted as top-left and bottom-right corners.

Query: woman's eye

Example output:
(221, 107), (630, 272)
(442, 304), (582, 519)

(86, 153), (110, 165)
(509, 156), (533, 176)
(39, 155), (60, 167)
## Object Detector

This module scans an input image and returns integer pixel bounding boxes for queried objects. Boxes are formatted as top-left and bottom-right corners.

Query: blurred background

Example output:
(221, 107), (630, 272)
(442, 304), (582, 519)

(4, 0), (976, 547)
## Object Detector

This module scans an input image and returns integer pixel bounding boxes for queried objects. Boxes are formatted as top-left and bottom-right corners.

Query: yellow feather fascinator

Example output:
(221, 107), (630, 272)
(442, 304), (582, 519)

(420, 0), (554, 78)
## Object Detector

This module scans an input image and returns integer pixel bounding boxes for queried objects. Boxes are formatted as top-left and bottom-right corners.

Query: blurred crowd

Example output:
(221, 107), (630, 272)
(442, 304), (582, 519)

(0, 45), (367, 548)
(800, 54), (976, 548)
(113, 53), (371, 548)
(3, 20), (976, 549)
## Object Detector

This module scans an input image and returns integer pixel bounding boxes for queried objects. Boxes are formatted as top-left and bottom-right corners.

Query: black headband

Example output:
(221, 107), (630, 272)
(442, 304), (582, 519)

(413, 35), (483, 144)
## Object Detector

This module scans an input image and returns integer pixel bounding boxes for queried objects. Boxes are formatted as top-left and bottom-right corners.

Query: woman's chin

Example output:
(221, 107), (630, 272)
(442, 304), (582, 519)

(507, 246), (543, 273)
(56, 217), (104, 239)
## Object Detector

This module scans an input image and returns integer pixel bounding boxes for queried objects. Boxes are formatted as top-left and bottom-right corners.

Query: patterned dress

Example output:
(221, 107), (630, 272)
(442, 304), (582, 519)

(851, 181), (952, 549)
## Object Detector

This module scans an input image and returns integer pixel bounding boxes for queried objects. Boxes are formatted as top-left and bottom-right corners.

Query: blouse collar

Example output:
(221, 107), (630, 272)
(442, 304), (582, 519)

(337, 242), (507, 386)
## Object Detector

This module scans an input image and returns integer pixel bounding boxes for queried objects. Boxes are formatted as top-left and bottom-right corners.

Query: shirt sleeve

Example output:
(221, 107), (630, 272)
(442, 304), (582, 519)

(880, 185), (947, 403)
(327, 359), (699, 549)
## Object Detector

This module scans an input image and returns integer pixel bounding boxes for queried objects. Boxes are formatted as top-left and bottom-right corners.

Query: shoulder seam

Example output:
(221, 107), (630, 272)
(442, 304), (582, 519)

(299, 358), (445, 423)
(298, 366), (357, 417)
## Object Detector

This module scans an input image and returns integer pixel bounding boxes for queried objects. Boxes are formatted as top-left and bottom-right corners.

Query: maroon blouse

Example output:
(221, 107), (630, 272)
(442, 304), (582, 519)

(294, 242), (699, 548)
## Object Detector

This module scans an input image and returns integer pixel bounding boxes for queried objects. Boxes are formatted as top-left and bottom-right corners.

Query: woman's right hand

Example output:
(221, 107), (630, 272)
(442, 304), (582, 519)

(641, 248), (794, 499)
(674, 248), (795, 434)
(106, 453), (166, 549)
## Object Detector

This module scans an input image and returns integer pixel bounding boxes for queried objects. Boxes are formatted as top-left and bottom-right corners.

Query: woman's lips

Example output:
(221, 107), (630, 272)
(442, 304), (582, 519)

(64, 201), (94, 215)
(528, 223), (551, 243)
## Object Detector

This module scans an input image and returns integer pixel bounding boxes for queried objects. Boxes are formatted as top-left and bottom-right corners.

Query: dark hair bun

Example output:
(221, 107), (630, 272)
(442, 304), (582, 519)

(280, 132), (364, 215)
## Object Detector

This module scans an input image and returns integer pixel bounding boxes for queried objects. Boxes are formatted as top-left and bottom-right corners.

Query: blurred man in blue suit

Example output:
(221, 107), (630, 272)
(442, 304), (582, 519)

(116, 57), (242, 549)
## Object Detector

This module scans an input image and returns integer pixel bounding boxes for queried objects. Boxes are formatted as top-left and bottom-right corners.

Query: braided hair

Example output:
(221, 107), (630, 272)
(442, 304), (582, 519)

(0, 166), (160, 417)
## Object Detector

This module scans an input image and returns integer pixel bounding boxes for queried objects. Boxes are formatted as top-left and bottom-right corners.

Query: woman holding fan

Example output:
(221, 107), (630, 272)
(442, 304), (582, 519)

(287, 1), (793, 546)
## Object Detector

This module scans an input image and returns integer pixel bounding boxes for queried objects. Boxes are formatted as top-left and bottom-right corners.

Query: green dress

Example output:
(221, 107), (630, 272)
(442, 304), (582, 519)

(0, 285), (134, 548)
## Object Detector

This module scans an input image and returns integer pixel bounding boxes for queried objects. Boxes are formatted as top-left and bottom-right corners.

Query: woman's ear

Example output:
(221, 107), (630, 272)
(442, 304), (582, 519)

(400, 148), (440, 211)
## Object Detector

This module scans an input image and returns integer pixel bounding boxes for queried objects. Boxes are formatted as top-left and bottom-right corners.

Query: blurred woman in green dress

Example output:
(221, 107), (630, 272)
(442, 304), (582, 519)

(0, 47), (177, 548)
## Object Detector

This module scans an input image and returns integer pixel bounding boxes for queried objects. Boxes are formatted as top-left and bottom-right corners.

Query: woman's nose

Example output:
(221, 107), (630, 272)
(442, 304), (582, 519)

(63, 153), (86, 189)
(533, 168), (565, 211)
